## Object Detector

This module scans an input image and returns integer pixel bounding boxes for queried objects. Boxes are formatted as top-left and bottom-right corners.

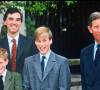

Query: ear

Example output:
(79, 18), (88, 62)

(88, 26), (93, 33)
(6, 59), (8, 65)
(35, 41), (37, 45)
(50, 39), (52, 44)
(4, 21), (7, 25)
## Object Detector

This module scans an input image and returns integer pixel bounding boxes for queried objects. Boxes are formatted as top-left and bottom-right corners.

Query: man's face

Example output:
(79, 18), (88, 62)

(88, 18), (100, 44)
(0, 58), (8, 75)
(35, 36), (52, 55)
(4, 12), (21, 35)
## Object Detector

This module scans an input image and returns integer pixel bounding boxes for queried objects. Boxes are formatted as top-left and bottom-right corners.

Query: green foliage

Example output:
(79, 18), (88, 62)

(0, 1), (77, 38)
(0, 25), (7, 39)
(0, 1), (77, 16)
(65, 1), (77, 6)
(25, 15), (36, 38)
(0, 1), (26, 13)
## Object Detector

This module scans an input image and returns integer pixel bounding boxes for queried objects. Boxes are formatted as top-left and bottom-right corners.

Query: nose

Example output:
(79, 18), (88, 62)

(40, 42), (44, 46)
(12, 20), (17, 24)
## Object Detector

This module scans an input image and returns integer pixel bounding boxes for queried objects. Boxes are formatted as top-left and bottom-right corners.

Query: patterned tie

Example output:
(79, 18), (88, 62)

(11, 39), (17, 72)
(41, 56), (45, 77)
(95, 44), (100, 66)
(0, 75), (3, 90)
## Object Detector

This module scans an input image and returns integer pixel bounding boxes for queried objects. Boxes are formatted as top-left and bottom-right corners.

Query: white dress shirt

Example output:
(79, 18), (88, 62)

(1, 69), (7, 85)
(40, 50), (51, 72)
(94, 41), (99, 61)
(7, 33), (19, 57)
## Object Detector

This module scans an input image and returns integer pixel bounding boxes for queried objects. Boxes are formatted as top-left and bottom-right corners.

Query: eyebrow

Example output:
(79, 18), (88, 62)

(8, 17), (21, 20)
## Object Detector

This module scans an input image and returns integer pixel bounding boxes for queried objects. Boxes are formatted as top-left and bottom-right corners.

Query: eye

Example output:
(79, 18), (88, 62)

(37, 40), (41, 42)
(43, 39), (47, 42)
(16, 18), (21, 21)
(94, 26), (99, 29)
(9, 17), (13, 21)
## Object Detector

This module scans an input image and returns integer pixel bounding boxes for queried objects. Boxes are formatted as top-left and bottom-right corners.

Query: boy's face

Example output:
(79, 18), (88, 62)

(4, 12), (21, 36)
(35, 36), (52, 55)
(0, 58), (8, 75)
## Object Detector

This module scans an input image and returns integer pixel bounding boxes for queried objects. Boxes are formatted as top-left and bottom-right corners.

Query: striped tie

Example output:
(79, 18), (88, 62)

(95, 44), (100, 66)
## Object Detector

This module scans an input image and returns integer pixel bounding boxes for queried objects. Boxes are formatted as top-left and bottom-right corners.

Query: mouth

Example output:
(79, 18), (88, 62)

(11, 26), (17, 29)
(0, 67), (3, 71)
(40, 47), (46, 51)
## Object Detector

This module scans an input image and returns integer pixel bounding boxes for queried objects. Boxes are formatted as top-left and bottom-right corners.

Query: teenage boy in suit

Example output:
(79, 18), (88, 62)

(0, 48), (23, 90)
(0, 7), (38, 74)
(22, 26), (71, 90)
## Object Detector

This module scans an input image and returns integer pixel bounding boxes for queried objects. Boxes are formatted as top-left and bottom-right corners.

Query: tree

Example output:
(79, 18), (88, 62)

(0, 1), (77, 38)
(0, 1), (77, 16)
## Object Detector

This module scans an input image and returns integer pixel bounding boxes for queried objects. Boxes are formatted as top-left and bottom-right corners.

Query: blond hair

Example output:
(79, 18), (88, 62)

(34, 26), (52, 40)
(0, 48), (8, 61)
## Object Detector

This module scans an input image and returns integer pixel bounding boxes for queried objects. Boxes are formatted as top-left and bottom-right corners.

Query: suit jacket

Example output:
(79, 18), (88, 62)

(4, 70), (23, 90)
(80, 43), (100, 90)
(0, 34), (38, 74)
(22, 51), (71, 90)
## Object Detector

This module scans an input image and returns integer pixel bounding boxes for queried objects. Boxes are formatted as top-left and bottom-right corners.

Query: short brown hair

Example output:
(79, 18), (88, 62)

(34, 26), (52, 40)
(0, 48), (8, 61)
(88, 12), (100, 27)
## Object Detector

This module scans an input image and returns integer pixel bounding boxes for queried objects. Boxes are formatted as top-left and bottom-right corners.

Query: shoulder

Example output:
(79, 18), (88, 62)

(81, 43), (94, 53)
(0, 36), (7, 41)
(7, 70), (21, 77)
(25, 53), (39, 62)
(19, 34), (34, 42)
(51, 51), (67, 62)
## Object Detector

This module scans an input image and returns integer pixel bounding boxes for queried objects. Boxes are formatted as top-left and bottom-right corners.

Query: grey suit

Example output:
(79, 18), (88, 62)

(4, 70), (23, 90)
(22, 51), (71, 90)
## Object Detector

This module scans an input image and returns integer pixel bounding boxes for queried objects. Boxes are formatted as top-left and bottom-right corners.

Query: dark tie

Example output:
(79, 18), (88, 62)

(41, 56), (45, 77)
(11, 39), (17, 72)
(95, 44), (100, 66)
(0, 75), (3, 90)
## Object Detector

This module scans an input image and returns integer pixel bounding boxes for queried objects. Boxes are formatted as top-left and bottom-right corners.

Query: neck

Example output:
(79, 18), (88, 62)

(7, 32), (19, 38)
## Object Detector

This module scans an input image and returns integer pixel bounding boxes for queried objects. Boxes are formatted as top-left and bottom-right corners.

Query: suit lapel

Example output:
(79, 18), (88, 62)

(94, 52), (100, 77)
(4, 71), (11, 90)
(33, 53), (42, 81)
(43, 51), (56, 80)
(16, 34), (24, 62)
(1, 36), (11, 64)
(86, 43), (95, 73)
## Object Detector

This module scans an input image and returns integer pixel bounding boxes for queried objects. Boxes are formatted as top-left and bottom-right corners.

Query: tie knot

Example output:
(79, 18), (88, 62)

(42, 56), (45, 60)
(0, 75), (3, 79)
(12, 39), (16, 44)
(97, 44), (100, 49)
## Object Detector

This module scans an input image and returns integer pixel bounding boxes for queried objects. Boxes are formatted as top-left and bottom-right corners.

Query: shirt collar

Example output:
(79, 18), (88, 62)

(95, 41), (99, 48)
(7, 33), (19, 43)
(1, 69), (7, 77)
(40, 50), (51, 61)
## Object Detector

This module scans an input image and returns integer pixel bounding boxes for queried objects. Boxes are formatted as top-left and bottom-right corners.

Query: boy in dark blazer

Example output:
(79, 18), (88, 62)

(80, 12), (100, 90)
(22, 26), (71, 90)
(0, 7), (38, 74)
(0, 48), (23, 90)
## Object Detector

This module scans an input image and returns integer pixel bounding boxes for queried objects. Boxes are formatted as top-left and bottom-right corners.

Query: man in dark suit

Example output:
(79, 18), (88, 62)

(0, 48), (23, 90)
(80, 12), (100, 90)
(22, 26), (71, 90)
(0, 7), (38, 74)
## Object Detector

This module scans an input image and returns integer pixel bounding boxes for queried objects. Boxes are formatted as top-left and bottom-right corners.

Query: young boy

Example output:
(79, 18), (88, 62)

(0, 48), (23, 90)
(22, 26), (71, 90)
